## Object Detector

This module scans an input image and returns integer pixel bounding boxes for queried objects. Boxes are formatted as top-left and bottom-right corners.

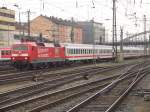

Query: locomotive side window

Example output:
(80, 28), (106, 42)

(32, 46), (34, 51)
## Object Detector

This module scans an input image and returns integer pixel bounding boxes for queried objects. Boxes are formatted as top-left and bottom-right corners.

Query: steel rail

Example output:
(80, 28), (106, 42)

(0, 63), (134, 111)
(105, 68), (149, 112)
(0, 65), (104, 85)
(30, 67), (150, 112)
(0, 72), (121, 110)
(0, 62), (130, 85)
(66, 65), (150, 112)
(0, 64), (123, 98)
(0, 62), (144, 111)
(27, 65), (150, 112)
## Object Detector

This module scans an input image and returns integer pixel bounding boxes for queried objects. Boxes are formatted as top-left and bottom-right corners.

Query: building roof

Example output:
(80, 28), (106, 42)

(78, 20), (103, 26)
(0, 7), (15, 15)
(41, 15), (81, 28)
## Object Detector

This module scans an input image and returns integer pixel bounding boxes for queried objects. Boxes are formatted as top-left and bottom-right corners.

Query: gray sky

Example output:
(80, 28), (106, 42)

(1, 0), (150, 40)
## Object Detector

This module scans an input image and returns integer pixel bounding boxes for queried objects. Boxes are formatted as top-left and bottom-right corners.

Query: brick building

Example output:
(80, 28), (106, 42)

(30, 15), (82, 43)
(0, 7), (15, 46)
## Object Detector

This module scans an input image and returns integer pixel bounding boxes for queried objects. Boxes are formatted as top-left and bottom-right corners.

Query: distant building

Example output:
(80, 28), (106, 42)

(78, 20), (106, 44)
(0, 7), (15, 46)
(30, 15), (83, 44)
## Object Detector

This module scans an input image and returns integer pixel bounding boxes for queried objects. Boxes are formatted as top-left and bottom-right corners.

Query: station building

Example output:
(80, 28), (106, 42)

(0, 7), (15, 46)
(30, 15), (83, 44)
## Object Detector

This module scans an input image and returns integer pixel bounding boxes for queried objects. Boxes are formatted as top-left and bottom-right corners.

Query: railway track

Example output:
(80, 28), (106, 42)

(64, 62), (150, 112)
(0, 61), (146, 111)
(0, 65), (14, 71)
(0, 62), (133, 85)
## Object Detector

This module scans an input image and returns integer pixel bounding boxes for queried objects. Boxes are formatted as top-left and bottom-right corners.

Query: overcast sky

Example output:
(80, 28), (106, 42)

(1, 0), (150, 40)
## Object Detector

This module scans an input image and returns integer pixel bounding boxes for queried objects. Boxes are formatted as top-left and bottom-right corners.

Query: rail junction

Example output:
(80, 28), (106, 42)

(0, 59), (149, 112)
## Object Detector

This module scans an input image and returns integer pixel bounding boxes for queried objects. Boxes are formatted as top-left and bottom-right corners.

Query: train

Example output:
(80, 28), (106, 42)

(10, 41), (144, 69)
(0, 47), (11, 63)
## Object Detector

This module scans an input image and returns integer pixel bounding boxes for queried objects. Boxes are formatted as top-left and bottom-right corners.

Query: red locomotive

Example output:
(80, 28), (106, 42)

(11, 41), (144, 69)
(11, 42), (65, 69)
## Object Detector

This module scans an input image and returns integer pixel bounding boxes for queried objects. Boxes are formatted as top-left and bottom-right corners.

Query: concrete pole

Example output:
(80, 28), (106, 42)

(112, 0), (117, 61)
(143, 15), (147, 56)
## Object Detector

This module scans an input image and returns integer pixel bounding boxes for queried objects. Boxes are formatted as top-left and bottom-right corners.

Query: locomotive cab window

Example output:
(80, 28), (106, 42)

(13, 45), (28, 51)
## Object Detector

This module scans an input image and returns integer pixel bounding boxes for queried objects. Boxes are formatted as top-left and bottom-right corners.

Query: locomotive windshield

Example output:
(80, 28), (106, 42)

(13, 45), (28, 51)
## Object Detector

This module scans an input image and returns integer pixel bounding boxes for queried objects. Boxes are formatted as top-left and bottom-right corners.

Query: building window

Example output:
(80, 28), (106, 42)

(0, 12), (15, 18)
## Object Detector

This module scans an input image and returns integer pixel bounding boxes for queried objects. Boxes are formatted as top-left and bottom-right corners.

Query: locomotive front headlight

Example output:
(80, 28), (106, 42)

(24, 57), (28, 60)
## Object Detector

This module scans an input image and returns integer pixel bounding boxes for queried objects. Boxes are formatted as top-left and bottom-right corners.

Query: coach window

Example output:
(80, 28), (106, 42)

(77, 49), (79, 54)
(74, 49), (75, 54)
(69, 49), (71, 54)
(106, 49), (108, 53)
(72, 49), (74, 54)
(103, 49), (105, 53)
(70, 49), (72, 54)
(106, 50), (108, 53)
(79, 49), (80, 54)
(70, 49), (73, 54)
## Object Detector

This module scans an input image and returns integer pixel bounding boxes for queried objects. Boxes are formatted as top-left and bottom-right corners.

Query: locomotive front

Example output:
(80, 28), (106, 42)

(11, 43), (30, 69)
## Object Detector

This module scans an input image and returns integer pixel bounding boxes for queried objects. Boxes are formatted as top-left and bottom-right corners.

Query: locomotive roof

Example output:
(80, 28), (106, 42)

(13, 42), (54, 47)
(0, 47), (11, 50)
